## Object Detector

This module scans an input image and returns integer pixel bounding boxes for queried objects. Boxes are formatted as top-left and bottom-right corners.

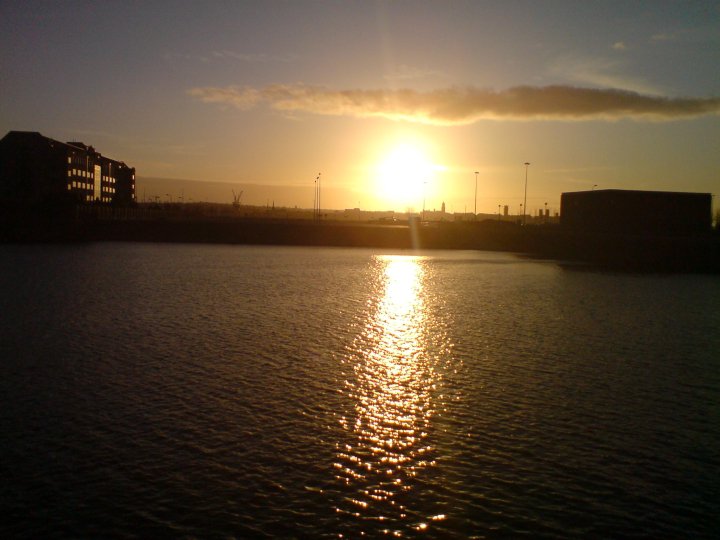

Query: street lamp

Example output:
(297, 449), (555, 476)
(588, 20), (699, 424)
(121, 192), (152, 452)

(523, 162), (530, 226)
(474, 171), (479, 219)
(422, 179), (427, 221)
(317, 173), (321, 220)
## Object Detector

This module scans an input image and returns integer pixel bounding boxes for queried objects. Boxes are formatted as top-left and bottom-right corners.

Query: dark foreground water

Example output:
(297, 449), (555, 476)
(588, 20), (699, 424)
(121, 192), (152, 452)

(0, 243), (718, 538)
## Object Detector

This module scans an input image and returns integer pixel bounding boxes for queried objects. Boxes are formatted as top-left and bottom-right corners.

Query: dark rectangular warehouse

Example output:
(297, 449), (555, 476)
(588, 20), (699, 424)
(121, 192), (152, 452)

(561, 189), (712, 236)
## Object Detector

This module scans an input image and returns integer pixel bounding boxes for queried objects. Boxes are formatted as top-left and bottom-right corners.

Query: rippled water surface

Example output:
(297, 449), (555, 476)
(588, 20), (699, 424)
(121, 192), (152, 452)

(1, 243), (718, 538)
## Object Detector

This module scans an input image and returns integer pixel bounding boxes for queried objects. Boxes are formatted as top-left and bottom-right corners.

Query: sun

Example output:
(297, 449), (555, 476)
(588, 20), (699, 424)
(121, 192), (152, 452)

(375, 144), (436, 211)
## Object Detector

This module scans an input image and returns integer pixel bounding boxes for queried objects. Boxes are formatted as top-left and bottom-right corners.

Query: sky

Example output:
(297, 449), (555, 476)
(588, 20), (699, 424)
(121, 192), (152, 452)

(1, 0), (719, 214)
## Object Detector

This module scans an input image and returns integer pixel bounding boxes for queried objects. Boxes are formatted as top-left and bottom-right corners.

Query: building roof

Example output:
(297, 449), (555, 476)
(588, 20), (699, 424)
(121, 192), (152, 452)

(2, 130), (133, 169)
(563, 188), (711, 197)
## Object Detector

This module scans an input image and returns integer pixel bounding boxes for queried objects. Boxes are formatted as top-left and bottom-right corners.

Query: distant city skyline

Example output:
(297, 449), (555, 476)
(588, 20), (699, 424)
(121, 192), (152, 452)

(1, 1), (718, 213)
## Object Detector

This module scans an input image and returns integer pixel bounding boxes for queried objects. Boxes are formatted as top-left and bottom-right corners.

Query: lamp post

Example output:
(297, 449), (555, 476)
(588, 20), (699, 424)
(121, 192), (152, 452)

(422, 179), (427, 221)
(523, 162), (530, 226)
(317, 173), (321, 220)
(474, 171), (479, 219)
(313, 176), (317, 220)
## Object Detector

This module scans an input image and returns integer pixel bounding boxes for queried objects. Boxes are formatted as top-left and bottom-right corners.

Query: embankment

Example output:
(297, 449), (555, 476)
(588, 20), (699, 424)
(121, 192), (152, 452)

(2, 213), (719, 272)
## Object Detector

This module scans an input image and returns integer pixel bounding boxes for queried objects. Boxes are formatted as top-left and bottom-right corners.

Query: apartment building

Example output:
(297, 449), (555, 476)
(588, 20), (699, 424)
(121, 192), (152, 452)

(0, 131), (135, 207)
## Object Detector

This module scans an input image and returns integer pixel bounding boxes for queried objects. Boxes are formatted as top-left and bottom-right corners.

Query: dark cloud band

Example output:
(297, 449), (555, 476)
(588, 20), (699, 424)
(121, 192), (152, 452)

(188, 84), (720, 124)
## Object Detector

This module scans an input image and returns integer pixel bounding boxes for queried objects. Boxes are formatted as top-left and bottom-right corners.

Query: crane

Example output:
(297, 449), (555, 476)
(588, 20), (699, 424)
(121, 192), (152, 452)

(232, 189), (243, 210)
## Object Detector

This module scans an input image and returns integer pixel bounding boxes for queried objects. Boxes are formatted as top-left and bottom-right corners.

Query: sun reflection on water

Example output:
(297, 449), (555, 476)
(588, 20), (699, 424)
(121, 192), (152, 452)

(334, 255), (445, 535)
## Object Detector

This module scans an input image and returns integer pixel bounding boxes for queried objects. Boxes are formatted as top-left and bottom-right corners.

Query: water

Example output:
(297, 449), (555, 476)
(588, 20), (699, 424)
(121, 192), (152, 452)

(0, 243), (718, 538)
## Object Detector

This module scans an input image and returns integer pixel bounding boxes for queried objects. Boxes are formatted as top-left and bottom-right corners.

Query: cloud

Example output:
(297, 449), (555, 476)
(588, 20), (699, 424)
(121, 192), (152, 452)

(211, 50), (293, 63)
(550, 54), (661, 95)
(187, 84), (720, 124)
(164, 50), (293, 64)
(611, 41), (627, 50)
(189, 86), (262, 110)
(163, 52), (212, 63)
(650, 33), (675, 43)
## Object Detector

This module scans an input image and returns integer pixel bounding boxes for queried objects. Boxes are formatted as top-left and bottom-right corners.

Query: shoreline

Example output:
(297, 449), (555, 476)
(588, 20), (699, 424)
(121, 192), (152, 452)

(2, 214), (719, 273)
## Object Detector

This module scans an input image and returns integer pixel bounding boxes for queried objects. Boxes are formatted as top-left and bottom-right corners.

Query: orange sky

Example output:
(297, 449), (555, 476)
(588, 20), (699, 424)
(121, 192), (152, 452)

(2, 2), (718, 214)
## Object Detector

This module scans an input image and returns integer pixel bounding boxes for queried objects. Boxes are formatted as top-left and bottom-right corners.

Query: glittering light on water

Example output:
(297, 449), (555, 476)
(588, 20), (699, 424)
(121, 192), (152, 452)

(334, 255), (444, 535)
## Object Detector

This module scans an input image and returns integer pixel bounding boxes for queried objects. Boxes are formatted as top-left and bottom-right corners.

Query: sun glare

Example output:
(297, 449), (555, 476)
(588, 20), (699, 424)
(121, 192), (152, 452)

(375, 144), (437, 211)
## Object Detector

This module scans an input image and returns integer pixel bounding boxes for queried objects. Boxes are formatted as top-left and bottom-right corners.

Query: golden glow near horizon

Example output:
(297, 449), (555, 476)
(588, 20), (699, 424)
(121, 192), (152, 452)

(373, 143), (444, 212)
(335, 255), (444, 532)
(3, 4), (718, 213)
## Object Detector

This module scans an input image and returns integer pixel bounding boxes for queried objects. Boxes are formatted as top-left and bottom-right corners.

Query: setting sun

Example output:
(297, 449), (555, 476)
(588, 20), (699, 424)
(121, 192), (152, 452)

(375, 144), (438, 211)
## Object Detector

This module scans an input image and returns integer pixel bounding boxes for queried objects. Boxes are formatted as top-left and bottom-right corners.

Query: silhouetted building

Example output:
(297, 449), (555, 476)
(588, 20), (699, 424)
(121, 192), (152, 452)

(0, 131), (135, 208)
(561, 189), (711, 235)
